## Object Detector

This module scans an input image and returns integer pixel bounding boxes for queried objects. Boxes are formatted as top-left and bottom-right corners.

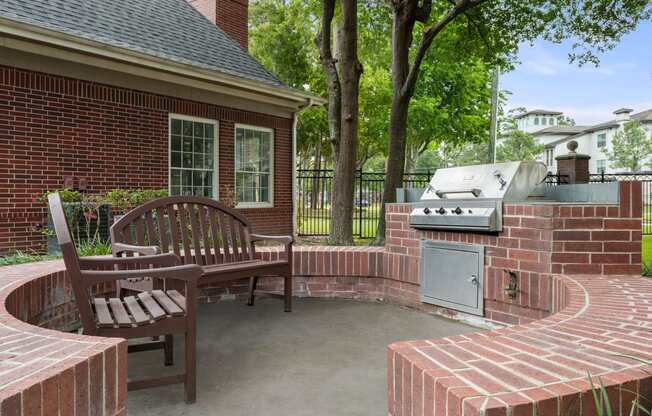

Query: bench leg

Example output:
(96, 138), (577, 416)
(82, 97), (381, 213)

(185, 329), (196, 404)
(164, 334), (174, 366)
(284, 275), (292, 312)
(247, 276), (259, 306)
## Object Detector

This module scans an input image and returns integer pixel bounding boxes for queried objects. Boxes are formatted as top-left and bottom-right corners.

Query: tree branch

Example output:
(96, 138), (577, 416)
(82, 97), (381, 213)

(401, 0), (488, 98)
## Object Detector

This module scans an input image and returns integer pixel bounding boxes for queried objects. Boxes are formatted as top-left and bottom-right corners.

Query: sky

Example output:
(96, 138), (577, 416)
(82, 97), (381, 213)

(502, 21), (652, 126)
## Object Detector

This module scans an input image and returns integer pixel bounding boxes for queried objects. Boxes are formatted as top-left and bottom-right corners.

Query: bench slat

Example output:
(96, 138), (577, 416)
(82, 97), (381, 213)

(137, 292), (166, 320)
(176, 204), (193, 264)
(187, 204), (204, 265)
(145, 210), (158, 247)
(208, 209), (223, 264)
(109, 298), (133, 327)
(152, 290), (184, 316)
(198, 206), (213, 265)
(166, 290), (186, 311)
(218, 211), (233, 262)
(124, 296), (150, 325)
(94, 298), (114, 327)
(167, 205), (182, 258)
(156, 207), (170, 253)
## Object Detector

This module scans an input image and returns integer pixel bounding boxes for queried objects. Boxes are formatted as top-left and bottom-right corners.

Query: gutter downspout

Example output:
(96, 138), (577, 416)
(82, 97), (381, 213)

(292, 98), (316, 237)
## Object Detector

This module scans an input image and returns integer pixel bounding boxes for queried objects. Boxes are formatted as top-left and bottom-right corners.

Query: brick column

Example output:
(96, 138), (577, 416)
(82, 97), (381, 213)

(556, 140), (590, 184)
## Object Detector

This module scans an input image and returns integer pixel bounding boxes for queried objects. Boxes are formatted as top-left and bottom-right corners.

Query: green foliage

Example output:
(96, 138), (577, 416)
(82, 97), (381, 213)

(496, 131), (545, 163)
(104, 189), (168, 209)
(602, 121), (652, 173)
(76, 239), (112, 257)
(0, 251), (58, 266)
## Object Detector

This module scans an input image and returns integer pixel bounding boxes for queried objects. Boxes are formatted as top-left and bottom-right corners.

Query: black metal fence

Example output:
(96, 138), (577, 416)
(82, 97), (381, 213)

(297, 169), (652, 238)
(296, 169), (431, 238)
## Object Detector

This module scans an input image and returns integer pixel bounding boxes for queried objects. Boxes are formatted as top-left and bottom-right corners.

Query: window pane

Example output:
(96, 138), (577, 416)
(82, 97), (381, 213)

(171, 119), (182, 135)
(194, 138), (203, 153)
(183, 120), (193, 136)
(203, 171), (212, 187)
(171, 169), (181, 186)
(171, 151), (182, 167)
(193, 122), (204, 138)
(235, 127), (272, 204)
(171, 135), (182, 151)
(193, 171), (203, 187)
(183, 137), (193, 153)
(205, 124), (214, 138)
(183, 153), (193, 168)
(170, 186), (181, 195)
(182, 170), (192, 186)
(194, 153), (204, 169)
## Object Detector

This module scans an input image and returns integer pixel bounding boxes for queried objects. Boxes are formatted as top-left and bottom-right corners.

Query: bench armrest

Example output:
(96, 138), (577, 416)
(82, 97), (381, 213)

(250, 234), (293, 245)
(79, 252), (182, 269)
(113, 242), (161, 256)
(80, 263), (203, 286)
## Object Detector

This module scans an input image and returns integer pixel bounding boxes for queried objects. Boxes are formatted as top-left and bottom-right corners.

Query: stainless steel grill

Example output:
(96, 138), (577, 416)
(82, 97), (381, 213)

(409, 161), (548, 232)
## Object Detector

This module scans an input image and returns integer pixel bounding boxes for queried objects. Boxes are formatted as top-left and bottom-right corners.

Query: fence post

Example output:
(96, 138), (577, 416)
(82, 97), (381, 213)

(358, 169), (363, 238)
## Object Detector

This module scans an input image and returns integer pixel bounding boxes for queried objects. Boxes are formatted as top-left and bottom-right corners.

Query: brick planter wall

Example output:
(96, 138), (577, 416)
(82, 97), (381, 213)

(0, 64), (293, 255)
(0, 261), (126, 416)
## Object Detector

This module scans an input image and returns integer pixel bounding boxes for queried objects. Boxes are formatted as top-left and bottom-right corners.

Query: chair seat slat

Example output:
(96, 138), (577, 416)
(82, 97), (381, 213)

(137, 292), (166, 320)
(93, 298), (115, 327)
(109, 298), (133, 327)
(166, 290), (186, 311)
(152, 290), (184, 316)
(124, 296), (150, 325)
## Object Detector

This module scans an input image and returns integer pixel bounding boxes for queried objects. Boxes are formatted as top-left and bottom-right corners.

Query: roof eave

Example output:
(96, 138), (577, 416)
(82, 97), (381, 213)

(0, 17), (326, 108)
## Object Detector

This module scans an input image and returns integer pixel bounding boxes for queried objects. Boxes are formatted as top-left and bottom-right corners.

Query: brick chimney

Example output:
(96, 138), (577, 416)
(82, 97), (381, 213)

(187, 0), (249, 50)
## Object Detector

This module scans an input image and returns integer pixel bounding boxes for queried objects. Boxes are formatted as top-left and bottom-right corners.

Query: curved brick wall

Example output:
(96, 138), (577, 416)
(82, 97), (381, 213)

(388, 274), (652, 416)
(0, 261), (126, 416)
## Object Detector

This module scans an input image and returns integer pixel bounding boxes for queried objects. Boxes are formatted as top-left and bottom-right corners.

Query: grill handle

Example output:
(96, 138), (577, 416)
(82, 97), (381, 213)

(435, 188), (482, 198)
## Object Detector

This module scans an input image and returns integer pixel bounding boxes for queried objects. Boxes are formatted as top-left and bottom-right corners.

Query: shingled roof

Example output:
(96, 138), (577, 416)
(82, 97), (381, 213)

(0, 0), (285, 88)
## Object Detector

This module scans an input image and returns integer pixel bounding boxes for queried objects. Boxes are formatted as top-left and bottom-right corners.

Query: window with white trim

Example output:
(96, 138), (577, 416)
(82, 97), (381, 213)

(596, 159), (607, 173)
(545, 148), (554, 166)
(235, 125), (273, 207)
(597, 133), (607, 148)
(534, 117), (539, 125)
(169, 115), (218, 198)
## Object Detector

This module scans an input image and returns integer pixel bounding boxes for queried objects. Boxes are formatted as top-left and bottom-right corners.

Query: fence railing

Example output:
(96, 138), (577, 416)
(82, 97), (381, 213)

(297, 169), (652, 238)
(296, 169), (431, 238)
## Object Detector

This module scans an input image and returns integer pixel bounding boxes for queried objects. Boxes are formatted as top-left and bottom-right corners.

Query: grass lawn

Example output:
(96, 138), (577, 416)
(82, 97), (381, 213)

(643, 235), (652, 265)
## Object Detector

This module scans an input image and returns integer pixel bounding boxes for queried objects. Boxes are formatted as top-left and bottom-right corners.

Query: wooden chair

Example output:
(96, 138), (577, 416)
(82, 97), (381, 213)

(48, 193), (202, 404)
(110, 196), (293, 311)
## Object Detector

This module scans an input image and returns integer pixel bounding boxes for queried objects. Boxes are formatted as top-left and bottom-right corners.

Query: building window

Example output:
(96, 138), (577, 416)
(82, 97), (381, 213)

(597, 159), (607, 173)
(235, 125), (274, 207)
(549, 117), (555, 125)
(169, 115), (218, 198)
(597, 133), (607, 148)
(534, 117), (539, 125)
(542, 117), (547, 125)
(545, 148), (554, 166)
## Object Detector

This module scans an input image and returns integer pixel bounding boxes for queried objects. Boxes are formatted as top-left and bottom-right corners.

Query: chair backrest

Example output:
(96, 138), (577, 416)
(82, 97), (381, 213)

(48, 193), (95, 331)
(111, 196), (255, 266)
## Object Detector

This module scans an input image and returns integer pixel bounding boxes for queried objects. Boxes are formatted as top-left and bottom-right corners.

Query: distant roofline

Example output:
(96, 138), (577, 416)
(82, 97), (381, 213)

(613, 107), (634, 114)
(514, 109), (563, 119)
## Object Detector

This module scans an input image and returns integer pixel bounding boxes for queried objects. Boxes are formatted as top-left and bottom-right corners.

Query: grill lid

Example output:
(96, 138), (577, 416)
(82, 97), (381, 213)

(420, 161), (547, 202)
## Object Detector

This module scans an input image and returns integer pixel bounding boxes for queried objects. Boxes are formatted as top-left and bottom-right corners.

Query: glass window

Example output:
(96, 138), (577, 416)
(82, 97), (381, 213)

(545, 148), (554, 166)
(597, 133), (607, 148)
(597, 159), (607, 173)
(169, 116), (217, 198)
(235, 126), (273, 206)
(534, 117), (539, 125)
(549, 117), (555, 125)
(542, 117), (547, 125)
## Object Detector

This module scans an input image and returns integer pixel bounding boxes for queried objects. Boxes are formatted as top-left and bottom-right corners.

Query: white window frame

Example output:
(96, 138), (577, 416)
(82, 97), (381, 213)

(168, 114), (219, 199)
(596, 159), (607, 173)
(596, 133), (607, 148)
(234, 123), (274, 208)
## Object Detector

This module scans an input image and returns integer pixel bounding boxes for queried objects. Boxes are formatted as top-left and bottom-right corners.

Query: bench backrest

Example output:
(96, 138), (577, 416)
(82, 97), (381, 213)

(111, 196), (255, 265)
(47, 193), (96, 330)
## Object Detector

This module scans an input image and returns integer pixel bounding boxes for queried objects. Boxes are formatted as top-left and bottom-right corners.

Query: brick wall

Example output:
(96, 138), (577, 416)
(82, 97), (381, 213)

(385, 181), (642, 325)
(187, 0), (249, 49)
(0, 65), (293, 255)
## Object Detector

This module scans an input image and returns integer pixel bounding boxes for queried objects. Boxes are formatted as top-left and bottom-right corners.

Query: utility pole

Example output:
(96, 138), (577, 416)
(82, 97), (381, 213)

(488, 68), (500, 163)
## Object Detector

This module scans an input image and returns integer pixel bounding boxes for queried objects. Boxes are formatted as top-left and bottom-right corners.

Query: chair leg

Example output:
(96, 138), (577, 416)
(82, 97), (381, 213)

(247, 276), (259, 306)
(164, 334), (174, 366)
(284, 275), (292, 312)
(185, 329), (196, 404)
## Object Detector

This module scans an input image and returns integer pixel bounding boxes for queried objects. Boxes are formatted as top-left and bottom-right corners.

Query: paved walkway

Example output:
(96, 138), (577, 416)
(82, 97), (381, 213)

(128, 298), (476, 416)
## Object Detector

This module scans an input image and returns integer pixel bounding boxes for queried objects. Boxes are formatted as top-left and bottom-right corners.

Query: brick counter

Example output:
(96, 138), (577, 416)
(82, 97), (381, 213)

(388, 274), (652, 416)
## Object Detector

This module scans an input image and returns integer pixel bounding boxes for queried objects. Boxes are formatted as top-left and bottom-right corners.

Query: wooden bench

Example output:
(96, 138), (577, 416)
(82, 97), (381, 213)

(110, 195), (294, 311)
(48, 193), (201, 403)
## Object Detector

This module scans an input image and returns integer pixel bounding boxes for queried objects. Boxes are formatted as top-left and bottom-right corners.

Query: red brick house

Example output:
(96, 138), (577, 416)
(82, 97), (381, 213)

(0, 0), (322, 254)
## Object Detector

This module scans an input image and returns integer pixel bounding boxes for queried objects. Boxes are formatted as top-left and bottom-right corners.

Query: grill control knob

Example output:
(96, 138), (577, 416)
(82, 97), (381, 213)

(423, 207), (431, 215)
(453, 207), (463, 215)
(437, 207), (447, 215)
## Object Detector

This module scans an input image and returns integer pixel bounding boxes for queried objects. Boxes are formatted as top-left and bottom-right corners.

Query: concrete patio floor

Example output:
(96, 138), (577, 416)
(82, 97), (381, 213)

(128, 298), (477, 416)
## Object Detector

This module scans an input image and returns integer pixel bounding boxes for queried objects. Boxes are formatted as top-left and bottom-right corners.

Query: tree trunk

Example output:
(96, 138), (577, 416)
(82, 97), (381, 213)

(330, 0), (361, 245)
